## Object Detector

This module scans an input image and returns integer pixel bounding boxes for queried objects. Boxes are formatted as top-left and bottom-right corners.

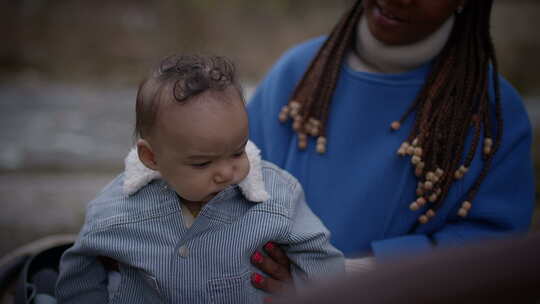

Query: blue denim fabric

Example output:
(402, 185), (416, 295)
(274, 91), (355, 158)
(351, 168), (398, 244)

(56, 160), (344, 303)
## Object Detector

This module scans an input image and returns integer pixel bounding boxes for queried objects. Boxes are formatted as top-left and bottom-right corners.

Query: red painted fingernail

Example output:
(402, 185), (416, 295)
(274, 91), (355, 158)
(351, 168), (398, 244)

(252, 251), (263, 264)
(264, 242), (275, 251)
(251, 273), (264, 284)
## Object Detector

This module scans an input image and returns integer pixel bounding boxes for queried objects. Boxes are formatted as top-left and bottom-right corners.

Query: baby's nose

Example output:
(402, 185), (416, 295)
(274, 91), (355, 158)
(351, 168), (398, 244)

(214, 165), (234, 184)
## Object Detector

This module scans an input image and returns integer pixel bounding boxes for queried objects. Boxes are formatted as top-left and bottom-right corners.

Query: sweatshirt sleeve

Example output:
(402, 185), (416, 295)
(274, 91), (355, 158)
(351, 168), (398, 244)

(283, 181), (345, 285)
(55, 235), (110, 304)
(371, 78), (535, 260)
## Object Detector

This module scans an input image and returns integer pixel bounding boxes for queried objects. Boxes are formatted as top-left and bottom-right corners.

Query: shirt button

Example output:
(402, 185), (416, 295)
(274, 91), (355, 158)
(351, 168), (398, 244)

(178, 246), (189, 258)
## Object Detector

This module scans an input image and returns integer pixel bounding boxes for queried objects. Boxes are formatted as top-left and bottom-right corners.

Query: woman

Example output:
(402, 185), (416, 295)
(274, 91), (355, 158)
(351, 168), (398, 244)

(247, 0), (535, 293)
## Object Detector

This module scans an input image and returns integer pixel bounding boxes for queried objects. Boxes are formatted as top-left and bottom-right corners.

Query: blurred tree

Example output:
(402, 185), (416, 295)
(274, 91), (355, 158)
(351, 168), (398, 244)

(0, 0), (538, 94)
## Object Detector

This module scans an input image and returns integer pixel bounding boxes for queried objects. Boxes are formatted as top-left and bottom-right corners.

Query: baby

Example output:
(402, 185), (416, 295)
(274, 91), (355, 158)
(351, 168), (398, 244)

(55, 55), (343, 303)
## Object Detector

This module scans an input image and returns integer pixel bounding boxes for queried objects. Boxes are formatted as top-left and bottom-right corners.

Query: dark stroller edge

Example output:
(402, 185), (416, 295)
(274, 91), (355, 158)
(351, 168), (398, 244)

(0, 235), (76, 304)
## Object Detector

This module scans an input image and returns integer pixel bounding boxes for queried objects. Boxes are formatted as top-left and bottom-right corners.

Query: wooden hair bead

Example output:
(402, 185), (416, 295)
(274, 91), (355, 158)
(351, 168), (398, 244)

(426, 209), (436, 218)
(290, 101), (301, 116)
(418, 215), (429, 224)
(292, 117), (303, 131)
(409, 202), (420, 211)
(316, 137), (326, 154)
(411, 156), (421, 165)
(454, 170), (463, 180)
(483, 138), (493, 156)
(424, 181), (433, 190)
(279, 105), (290, 122)
(306, 121), (315, 130)
(313, 128), (321, 137)
(297, 133), (307, 149)
(435, 168), (444, 177)
(413, 147), (423, 157)
(412, 138), (419, 147)
(428, 193), (438, 203)
(398, 142), (410, 156)
(289, 100), (301, 110)
(317, 136), (327, 145)
(461, 201), (472, 210)
(390, 121), (401, 131)
(316, 143), (326, 154)
(305, 124), (314, 135)
(406, 146), (415, 156)
(457, 208), (468, 217)
(416, 197), (427, 206)
(281, 108), (291, 121)
(306, 118), (319, 132)
(459, 165), (469, 173)
(279, 111), (288, 123)
(426, 171), (436, 182)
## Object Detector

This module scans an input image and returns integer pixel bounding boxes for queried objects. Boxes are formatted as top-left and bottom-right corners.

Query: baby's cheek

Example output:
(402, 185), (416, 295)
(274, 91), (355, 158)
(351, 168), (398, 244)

(171, 175), (200, 196)
(238, 158), (250, 180)
(192, 174), (214, 193)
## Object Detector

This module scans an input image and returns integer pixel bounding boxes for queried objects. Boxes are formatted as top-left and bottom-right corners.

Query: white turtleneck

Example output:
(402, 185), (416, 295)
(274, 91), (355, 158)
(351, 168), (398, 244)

(342, 13), (454, 273)
(347, 14), (455, 74)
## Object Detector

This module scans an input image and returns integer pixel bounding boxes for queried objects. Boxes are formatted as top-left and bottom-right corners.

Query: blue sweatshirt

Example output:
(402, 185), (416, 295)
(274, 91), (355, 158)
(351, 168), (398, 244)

(248, 37), (535, 259)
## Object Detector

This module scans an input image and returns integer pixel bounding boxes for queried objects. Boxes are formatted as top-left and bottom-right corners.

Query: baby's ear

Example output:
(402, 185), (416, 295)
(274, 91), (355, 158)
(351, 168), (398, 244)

(137, 139), (159, 170)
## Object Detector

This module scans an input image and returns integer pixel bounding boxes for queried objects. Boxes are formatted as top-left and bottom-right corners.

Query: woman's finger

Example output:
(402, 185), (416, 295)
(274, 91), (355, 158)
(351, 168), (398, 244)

(251, 250), (292, 281)
(251, 272), (285, 294)
(263, 242), (290, 268)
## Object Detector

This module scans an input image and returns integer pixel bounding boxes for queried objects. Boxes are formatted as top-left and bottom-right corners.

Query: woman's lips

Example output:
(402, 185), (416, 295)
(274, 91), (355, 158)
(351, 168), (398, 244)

(372, 3), (406, 27)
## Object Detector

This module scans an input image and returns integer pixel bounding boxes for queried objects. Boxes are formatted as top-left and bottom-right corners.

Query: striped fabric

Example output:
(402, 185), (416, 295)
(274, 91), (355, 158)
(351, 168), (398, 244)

(55, 161), (344, 303)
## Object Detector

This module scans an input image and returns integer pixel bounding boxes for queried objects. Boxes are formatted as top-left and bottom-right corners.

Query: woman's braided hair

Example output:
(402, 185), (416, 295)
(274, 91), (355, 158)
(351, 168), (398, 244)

(278, 0), (501, 223)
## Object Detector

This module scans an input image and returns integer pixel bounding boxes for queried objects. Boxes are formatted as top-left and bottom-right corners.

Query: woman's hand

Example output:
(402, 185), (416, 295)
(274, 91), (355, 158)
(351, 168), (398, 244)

(250, 242), (292, 294)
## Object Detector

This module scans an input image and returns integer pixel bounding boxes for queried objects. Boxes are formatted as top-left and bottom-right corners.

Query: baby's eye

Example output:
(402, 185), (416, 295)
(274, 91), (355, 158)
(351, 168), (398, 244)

(191, 161), (211, 168)
(232, 150), (245, 158)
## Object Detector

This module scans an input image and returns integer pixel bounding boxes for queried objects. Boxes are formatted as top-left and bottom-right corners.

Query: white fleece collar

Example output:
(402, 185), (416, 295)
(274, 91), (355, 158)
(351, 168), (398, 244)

(123, 140), (270, 202)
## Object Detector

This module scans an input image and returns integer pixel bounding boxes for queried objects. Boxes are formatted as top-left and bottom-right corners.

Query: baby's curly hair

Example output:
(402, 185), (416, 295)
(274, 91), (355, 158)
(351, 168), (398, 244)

(134, 54), (242, 139)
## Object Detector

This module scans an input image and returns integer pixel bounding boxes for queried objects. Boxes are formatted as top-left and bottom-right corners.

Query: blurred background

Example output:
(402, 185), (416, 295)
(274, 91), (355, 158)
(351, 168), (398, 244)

(0, 0), (538, 257)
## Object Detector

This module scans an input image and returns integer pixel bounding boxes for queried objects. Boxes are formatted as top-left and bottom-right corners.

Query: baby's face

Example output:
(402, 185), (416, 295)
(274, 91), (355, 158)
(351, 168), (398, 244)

(151, 87), (250, 203)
